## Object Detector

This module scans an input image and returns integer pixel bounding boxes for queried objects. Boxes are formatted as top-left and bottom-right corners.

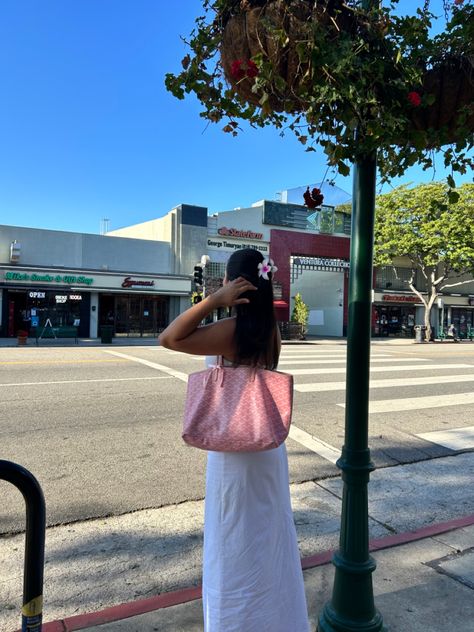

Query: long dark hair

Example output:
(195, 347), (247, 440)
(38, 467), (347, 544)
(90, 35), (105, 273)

(226, 248), (279, 369)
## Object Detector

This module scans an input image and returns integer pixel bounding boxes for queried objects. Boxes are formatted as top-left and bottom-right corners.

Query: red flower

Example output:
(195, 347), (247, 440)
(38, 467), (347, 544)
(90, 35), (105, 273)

(407, 91), (422, 107)
(246, 60), (259, 78)
(230, 59), (259, 81)
(230, 60), (245, 80)
(454, 0), (464, 5)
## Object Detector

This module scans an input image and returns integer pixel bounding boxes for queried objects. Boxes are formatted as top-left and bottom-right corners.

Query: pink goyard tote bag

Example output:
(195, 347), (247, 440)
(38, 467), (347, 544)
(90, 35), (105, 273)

(183, 359), (293, 452)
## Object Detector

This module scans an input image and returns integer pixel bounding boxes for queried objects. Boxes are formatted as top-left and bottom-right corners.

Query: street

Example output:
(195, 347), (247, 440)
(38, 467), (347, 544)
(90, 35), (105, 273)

(1, 340), (474, 534)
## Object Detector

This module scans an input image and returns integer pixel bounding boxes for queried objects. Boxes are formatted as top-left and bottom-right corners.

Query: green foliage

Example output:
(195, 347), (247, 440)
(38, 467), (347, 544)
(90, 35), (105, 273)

(374, 182), (474, 276)
(165, 0), (474, 182)
(291, 293), (309, 327)
(374, 180), (474, 341)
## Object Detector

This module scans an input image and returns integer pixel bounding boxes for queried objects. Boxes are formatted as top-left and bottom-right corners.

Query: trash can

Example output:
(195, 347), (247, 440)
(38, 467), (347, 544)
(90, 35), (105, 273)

(414, 325), (426, 343)
(100, 325), (114, 344)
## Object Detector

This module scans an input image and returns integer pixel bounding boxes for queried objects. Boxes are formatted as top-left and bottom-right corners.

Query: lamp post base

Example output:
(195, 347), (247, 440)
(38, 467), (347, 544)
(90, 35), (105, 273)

(317, 603), (386, 632)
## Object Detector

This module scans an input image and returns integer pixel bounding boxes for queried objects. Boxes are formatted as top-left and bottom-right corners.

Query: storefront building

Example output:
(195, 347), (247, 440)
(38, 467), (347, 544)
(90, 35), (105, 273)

(0, 221), (193, 339)
(204, 198), (352, 336)
(7, 191), (472, 341)
(373, 264), (474, 338)
(0, 267), (190, 338)
(372, 292), (420, 337)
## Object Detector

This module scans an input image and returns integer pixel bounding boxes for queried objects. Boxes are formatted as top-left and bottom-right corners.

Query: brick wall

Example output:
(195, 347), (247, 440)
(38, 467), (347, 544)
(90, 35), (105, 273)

(270, 229), (351, 327)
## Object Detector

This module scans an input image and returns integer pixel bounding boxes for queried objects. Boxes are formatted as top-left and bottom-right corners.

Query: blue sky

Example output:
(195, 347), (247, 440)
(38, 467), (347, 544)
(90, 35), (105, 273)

(0, 1), (471, 234)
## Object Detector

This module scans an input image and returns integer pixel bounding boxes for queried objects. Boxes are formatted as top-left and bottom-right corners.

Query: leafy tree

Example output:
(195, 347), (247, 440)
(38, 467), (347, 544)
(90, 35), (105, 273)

(373, 182), (474, 341)
(291, 293), (309, 336)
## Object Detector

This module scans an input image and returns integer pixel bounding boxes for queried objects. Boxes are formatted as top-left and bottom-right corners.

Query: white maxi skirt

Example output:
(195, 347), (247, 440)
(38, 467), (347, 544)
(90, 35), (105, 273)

(202, 444), (310, 632)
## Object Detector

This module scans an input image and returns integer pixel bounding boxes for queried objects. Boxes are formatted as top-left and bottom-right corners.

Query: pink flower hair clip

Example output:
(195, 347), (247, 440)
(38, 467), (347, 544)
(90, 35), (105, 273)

(257, 258), (278, 281)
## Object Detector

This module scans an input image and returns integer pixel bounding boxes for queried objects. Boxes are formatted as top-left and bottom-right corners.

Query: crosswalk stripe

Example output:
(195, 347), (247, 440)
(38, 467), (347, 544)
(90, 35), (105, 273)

(338, 392), (474, 414)
(295, 373), (474, 393)
(279, 357), (427, 366)
(280, 354), (347, 359)
(288, 426), (341, 464)
(103, 351), (189, 382)
(416, 426), (474, 450)
(289, 363), (472, 375)
(279, 354), (391, 360)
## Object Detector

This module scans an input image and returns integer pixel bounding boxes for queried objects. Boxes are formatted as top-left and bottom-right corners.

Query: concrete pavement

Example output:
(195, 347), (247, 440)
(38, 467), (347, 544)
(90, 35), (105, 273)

(2, 453), (473, 631)
(44, 521), (474, 631)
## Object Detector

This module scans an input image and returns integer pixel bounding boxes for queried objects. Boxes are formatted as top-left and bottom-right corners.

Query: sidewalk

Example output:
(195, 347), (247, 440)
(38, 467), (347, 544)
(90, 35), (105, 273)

(3, 453), (473, 632)
(2, 334), (470, 348)
(44, 519), (474, 631)
(0, 335), (420, 348)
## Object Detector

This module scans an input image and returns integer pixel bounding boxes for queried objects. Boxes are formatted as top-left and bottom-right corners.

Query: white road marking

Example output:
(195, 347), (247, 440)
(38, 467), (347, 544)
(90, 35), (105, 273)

(103, 351), (189, 382)
(0, 376), (173, 388)
(289, 364), (472, 376)
(280, 349), (348, 354)
(295, 373), (474, 393)
(106, 351), (344, 463)
(280, 353), (392, 362)
(279, 357), (426, 366)
(281, 353), (348, 358)
(416, 426), (474, 450)
(338, 392), (474, 414)
(288, 426), (341, 464)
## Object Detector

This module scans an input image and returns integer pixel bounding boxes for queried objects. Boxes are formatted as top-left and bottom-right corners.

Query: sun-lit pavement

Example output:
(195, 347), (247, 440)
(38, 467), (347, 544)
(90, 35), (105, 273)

(1, 339), (474, 630)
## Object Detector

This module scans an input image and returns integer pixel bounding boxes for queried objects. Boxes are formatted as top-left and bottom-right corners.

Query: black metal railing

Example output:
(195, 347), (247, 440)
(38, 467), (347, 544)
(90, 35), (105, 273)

(0, 460), (46, 631)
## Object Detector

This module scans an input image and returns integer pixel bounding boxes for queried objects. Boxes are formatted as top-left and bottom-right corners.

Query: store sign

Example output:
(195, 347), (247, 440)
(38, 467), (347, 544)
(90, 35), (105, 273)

(207, 238), (269, 254)
(4, 271), (94, 285)
(382, 294), (418, 303)
(217, 226), (263, 240)
(121, 276), (155, 288)
(29, 291), (46, 299)
(292, 256), (350, 272)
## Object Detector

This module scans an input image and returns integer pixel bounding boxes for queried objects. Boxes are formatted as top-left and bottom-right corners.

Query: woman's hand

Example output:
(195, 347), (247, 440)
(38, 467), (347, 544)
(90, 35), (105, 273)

(209, 277), (257, 308)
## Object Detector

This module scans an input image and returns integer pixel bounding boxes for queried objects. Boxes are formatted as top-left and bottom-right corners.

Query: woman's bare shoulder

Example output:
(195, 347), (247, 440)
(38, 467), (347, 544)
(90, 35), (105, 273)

(160, 316), (236, 356)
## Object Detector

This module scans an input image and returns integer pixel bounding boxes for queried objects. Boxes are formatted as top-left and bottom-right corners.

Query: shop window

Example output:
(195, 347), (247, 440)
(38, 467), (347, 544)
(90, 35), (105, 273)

(375, 266), (426, 292)
(206, 262), (226, 279)
(110, 294), (169, 336)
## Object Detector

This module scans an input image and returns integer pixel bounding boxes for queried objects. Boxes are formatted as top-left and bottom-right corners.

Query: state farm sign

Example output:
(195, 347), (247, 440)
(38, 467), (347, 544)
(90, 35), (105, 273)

(217, 227), (263, 240)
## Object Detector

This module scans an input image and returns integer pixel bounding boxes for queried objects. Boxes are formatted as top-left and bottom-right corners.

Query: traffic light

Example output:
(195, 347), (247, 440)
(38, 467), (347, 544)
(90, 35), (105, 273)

(193, 265), (203, 286)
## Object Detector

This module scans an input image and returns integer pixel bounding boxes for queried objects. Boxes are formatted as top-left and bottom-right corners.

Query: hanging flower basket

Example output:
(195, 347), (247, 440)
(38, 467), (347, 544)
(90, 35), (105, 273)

(409, 56), (474, 144)
(166, 0), (474, 181)
(220, 0), (359, 112)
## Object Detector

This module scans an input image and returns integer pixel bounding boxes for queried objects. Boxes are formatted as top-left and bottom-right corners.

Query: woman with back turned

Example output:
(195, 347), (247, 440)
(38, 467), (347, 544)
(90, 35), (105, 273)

(159, 248), (309, 632)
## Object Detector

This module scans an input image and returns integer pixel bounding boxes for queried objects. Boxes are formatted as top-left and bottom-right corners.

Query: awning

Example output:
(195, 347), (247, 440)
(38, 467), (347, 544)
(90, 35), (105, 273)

(273, 300), (289, 308)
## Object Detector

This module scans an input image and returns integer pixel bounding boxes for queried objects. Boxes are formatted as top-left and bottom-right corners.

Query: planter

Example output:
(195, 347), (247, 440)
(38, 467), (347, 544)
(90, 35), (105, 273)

(410, 57), (474, 144)
(220, 0), (357, 112)
(289, 321), (304, 340)
(220, 1), (474, 141)
(17, 335), (28, 346)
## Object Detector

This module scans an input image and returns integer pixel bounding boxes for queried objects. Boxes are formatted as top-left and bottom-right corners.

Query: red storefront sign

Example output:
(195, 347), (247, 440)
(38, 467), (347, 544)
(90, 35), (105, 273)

(217, 227), (263, 240)
(382, 294), (418, 302)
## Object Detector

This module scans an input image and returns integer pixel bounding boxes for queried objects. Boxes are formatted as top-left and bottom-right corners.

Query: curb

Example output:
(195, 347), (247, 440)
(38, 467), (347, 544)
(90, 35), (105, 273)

(39, 513), (474, 632)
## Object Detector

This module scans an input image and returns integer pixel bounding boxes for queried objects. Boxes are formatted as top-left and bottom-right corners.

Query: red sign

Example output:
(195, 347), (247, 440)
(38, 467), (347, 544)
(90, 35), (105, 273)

(121, 277), (155, 288)
(382, 294), (418, 302)
(218, 226), (263, 240)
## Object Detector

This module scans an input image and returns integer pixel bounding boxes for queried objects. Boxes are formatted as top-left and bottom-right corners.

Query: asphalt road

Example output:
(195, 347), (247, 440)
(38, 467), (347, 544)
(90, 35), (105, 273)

(1, 340), (474, 534)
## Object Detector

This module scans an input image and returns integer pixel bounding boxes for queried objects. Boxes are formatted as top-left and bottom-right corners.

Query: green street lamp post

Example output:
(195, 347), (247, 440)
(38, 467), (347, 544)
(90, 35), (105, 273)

(317, 151), (386, 632)
(317, 0), (386, 623)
